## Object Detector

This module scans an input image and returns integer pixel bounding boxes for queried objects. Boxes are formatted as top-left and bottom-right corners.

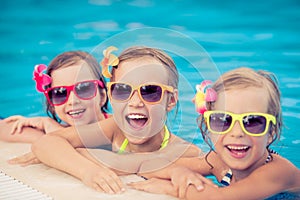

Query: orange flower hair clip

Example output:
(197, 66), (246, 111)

(100, 46), (119, 78)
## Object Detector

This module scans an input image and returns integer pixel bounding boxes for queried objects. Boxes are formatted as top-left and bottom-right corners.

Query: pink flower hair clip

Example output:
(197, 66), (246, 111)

(100, 46), (119, 78)
(193, 80), (217, 114)
(33, 64), (52, 92)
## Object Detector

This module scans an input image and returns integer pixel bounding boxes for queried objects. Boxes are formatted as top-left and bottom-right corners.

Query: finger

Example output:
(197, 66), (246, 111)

(197, 174), (218, 188)
(178, 180), (189, 199)
(127, 180), (148, 189)
(93, 183), (104, 193)
(9, 122), (19, 135)
(16, 122), (24, 134)
(106, 173), (125, 193)
(20, 158), (40, 167)
(7, 153), (34, 164)
(4, 116), (20, 122)
(96, 179), (115, 194)
(7, 156), (27, 164)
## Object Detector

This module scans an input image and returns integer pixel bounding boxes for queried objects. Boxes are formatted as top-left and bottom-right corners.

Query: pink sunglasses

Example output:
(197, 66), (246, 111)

(44, 80), (104, 106)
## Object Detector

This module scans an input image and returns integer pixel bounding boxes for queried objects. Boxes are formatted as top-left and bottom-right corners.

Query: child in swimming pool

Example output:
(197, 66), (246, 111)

(30, 46), (201, 194)
(0, 51), (109, 143)
(130, 67), (300, 199)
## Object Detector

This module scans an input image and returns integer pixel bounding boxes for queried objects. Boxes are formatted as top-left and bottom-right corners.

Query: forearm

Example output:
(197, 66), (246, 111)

(32, 135), (98, 180)
(79, 148), (162, 174)
(0, 121), (44, 143)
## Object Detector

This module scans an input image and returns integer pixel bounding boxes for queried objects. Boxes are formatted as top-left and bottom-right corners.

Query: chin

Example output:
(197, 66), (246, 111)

(127, 136), (149, 145)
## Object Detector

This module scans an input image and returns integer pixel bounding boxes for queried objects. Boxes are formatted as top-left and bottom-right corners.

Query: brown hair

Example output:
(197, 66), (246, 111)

(45, 51), (108, 122)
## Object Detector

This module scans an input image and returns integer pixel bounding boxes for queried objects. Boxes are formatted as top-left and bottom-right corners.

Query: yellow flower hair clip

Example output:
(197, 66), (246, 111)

(100, 46), (119, 78)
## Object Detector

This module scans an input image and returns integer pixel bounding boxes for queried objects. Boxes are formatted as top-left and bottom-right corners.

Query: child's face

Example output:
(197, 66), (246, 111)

(211, 87), (272, 171)
(111, 57), (175, 144)
(51, 60), (104, 125)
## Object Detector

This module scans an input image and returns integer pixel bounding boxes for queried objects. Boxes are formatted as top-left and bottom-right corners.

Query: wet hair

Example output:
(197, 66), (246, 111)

(198, 67), (282, 167)
(111, 46), (179, 89)
(45, 51), (108, 122)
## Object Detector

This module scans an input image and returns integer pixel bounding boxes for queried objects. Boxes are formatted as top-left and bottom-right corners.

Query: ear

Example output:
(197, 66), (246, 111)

(167, 89), (178, 112)
(99, 88), (108, 108)
(267, 128), (275, 145)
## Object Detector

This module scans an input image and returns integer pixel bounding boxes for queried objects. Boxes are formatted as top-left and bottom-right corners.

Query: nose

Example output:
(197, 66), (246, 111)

(67, 91), (80, 105)
(228, 120), (245, 138)
(128, 90), (144, 107)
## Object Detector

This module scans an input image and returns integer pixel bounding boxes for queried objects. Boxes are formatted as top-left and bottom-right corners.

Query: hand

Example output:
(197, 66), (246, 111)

(80, 163), (125, 194)
(128, 178), (177, 197)
(8, 152), (41, 166)
(170, 166), (217, 199)
(4, 115), (45, 134)
(4, 115), (62, 134)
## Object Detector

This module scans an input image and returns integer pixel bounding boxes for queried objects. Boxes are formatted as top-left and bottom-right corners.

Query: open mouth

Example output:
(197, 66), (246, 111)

(126, 113), (148, 129)
(226, 145), (250, 158)
(67, 109), (85, 117)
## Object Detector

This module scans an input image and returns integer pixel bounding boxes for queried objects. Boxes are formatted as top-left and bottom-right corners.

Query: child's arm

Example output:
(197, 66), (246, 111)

(76, 136), (201, 175)
(4, 115), (63, 134)
(31, 134), (125, 193)
(185, 157), (300, 200)
(132, 155), (300, 200)
(47, 117), (115, 148)
(0, 120), (44, 143)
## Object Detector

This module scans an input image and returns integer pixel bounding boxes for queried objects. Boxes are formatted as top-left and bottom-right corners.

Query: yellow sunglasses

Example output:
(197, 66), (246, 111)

(203, 111), (276, 136)
(107, 82), (174, 104)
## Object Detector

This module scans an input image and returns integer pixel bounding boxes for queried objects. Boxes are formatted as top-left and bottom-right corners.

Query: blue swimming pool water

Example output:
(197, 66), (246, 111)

(1, 0), (299, 173)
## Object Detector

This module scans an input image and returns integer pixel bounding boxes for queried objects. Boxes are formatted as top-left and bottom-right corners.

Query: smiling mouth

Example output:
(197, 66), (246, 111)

(226, 145), (250, 154)
(126, 114), (148, 129)
(67, 109), (85, 116)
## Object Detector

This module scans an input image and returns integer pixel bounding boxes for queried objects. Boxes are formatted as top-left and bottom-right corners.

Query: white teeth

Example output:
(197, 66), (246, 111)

(68, 110), (84, 115)
(227, 145), (249, 150)
(127, 114), (146, 119)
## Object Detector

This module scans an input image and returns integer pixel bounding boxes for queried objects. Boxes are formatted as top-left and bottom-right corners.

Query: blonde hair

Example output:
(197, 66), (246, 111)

(111, 46), (178, 88)
(199, 67), (282, 154)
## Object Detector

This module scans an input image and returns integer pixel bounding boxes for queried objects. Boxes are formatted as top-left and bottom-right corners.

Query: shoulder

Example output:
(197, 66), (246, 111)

(253, 154), (300, 191)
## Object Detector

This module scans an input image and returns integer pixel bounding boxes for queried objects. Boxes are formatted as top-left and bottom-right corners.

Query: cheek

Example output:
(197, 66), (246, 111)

(210, 134), (223, 148)
(54, 106), (69, 123)
(148, 104), (167, 127)
(111, 101), (126, 113)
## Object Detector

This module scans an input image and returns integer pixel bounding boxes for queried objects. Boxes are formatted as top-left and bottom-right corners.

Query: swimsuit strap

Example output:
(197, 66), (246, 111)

(118, 138), (129, 154)
(265, 148), (279, 164)
(160, 125), (170, 149)
(118, 125), (170, 154)
(220, 169), (232, 187)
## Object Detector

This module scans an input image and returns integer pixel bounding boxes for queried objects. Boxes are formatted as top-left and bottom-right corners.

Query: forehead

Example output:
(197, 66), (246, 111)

(114, 57), (169, 85)
(215, 87), (269, 113)
(51, 60), (96, 86)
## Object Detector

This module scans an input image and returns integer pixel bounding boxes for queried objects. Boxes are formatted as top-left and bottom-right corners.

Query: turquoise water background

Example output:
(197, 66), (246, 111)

(1, 0), (299, 170)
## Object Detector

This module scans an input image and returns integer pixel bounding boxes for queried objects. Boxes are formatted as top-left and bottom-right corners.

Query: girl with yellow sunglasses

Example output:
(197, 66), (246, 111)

(130, 67), (300, 199)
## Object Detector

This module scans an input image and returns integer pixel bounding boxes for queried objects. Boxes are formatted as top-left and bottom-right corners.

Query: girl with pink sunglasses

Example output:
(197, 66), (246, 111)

(0, 51), (109, 143)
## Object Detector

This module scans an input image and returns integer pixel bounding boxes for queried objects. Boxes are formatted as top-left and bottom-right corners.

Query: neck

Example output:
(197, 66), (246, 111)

(127, 129), (165, 153)
(98, 112), (107, 121)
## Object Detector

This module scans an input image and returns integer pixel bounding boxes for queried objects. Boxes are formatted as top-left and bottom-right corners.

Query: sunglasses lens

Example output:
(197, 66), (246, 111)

(243, 115), (267, 134)
(48, 87), (68, 105)
(111, 83), (132, 101)
(75, 81), (97, 99)
(209, 113), (232, 132)
(140, 85), (162, 102)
